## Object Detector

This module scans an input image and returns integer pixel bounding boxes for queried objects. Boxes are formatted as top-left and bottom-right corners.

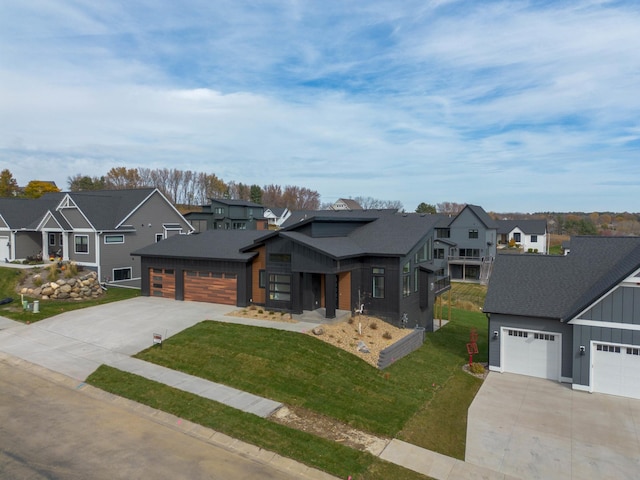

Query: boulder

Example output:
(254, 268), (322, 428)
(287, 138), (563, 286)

(312, 326), (324, 336)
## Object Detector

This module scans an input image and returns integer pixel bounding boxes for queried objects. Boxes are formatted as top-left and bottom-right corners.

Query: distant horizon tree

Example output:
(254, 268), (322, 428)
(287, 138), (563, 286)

(23, 180), (60, 198)
(0, 169), (19, 197)
(415, 202), (437, 214)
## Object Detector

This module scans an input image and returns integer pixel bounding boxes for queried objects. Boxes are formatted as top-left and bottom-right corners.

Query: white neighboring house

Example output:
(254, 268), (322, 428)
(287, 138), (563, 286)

(263, 207), (291, 230)
(329, 198), (362, 211)
(496, 219), (548, 254)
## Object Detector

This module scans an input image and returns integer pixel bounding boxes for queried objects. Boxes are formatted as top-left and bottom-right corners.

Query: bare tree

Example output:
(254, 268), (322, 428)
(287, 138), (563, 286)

(436, 202), (466, 215)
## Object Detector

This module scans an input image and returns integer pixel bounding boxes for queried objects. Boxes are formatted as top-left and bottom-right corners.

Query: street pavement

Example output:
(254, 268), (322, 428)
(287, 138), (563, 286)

(0, 353), (337, 480)
(3, 295), (638, 479)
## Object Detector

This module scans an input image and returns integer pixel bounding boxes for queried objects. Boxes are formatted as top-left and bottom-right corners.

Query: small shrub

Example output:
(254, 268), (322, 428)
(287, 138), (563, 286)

(47, 263), (59, 282)
(347, 317), (354, 324)
(370, 321), (378, 330)
(64, 262), (79, 278)
(249, 305), (257, 311)
(382, 331), (392, 340)
(257, 309), (263, 314)
(33, 275), (43, 287)
(269, 311), (275, 315)
(470, 363), (486, 375)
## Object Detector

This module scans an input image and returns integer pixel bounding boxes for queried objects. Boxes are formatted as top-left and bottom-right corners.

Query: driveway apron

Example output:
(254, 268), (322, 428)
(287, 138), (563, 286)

(466, 372), (640, 480)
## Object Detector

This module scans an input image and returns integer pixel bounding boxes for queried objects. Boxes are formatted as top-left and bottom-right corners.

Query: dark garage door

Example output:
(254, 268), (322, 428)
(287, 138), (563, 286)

(184, 271), (237, 305)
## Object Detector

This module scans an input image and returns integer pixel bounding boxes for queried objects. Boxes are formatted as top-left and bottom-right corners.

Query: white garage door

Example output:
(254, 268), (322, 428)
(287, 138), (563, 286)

(592, 343), (640, 399)
(0, 236), (9, 260)
(502, 328), (561, 380)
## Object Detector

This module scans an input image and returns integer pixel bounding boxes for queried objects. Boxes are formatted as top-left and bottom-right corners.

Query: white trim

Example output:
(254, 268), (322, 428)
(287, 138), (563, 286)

(572, 383), (591, 393)
(35, 210), (64, 231)
(104, 234), (125, 244)
(57, 194), (96, 230)
(569, 318), (640, 332)
(74, 234), (90, 254)
(111, 266), (133, 282)
(499, 326), (562, 381)
(117, 189), (194, 233)
(560, 376), (573, 383)
(489, 365), (502, 373)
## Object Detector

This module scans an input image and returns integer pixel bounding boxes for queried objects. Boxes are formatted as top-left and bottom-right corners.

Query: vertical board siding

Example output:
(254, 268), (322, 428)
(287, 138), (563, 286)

(251, 246), (266, 304)
(338, 271), (351, 311)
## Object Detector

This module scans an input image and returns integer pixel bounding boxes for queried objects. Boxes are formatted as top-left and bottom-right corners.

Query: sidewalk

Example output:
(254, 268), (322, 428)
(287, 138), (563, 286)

(0, 298), (511, 480)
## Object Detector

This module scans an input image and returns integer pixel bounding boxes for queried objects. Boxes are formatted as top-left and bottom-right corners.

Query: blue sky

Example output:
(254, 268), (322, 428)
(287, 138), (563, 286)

(1, 0), (639, 213)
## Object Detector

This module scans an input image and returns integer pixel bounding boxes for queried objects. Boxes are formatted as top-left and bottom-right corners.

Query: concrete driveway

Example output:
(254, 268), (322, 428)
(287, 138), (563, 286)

(0, 296), (237, 380)
(466, 372), (640, 479)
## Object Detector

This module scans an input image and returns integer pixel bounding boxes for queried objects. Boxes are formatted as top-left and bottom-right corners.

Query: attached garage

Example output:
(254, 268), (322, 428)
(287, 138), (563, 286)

(0, 236), (9, 260)
(150, 268), (175, 299)
(183, 271), (237, 305)
(501, 327), (561, 381)
(592, 343), (640, 399)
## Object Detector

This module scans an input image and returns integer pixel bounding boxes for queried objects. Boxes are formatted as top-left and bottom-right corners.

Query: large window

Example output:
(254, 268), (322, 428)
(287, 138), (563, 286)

(104, 235), (124, 244)
(436, 228), (450, 238)
(112, 267), (132, 281)
(74, 235), (89, 254)
(434, 248), (445, 259)
(269, 274), (291, 301)
(514, 232), (521, 242)
(402, 261), (411, 297)
(269, 253), (291, 263)
(468, 229), (479, 239)
(259, 270), (266, 288)
(372, 267), (385, 298)
(459, 248), (480, 258)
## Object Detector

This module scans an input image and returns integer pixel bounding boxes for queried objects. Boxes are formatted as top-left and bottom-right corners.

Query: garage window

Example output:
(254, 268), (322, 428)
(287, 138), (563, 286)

(534, 333), (555, 341)
(596, 344), (621, 353)
(508, 330), (528, 338)
(626, 348), (640, 356)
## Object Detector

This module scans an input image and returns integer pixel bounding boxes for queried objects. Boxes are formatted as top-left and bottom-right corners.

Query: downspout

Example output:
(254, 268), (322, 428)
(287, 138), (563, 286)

(96, 231), (102, 283)
(485, 313), (491, 366)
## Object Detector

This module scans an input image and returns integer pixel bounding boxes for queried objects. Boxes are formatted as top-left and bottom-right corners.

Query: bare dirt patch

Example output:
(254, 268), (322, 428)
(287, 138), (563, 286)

(226, 306), (298, 323)
(271, 405), (389, 455)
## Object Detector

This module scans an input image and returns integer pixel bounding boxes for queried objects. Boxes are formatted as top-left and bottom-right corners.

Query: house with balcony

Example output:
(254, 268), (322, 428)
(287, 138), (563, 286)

(432, 205), (498, 283)
(263, 207), (291, 230)
(185, 198), (267, 232)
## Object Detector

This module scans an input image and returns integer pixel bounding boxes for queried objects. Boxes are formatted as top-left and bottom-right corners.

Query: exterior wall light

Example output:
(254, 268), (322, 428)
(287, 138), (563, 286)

(579, 345), (586, 355)
(493, 330), (499, 339)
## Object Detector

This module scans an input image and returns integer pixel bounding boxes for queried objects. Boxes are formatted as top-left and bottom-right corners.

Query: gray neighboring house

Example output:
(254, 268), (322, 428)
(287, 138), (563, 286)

(433, 204), (498, 283)
(0, 188), (192, 287)
(185, 198), (267, 232)
(484, 236), (640, 400)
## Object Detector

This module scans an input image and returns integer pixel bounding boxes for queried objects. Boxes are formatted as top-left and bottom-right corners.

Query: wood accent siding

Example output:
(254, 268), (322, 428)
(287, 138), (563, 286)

(150, 268), (175, 299)
(338, 272), (351, 311)
(184, 271), (237, 305)
(251, 246), (266, 304)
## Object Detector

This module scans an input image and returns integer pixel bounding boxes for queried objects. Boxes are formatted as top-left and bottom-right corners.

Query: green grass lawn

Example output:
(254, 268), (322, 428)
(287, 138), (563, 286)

(0, 266), (140, 322)
(88, 306), (486, 477)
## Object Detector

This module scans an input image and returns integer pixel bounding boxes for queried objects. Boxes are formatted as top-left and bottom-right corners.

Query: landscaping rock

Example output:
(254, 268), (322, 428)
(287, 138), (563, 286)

(312, 326), (325, 336)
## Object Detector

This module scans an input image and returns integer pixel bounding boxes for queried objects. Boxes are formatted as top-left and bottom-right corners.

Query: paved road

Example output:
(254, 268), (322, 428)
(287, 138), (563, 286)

(0, 355), (329, 480)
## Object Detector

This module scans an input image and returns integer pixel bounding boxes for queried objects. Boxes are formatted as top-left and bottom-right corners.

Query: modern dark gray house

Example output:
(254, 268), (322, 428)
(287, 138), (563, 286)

(185, 198), (267, 232)
(484, 236), (640, 399)
(134, 211), (452, 330)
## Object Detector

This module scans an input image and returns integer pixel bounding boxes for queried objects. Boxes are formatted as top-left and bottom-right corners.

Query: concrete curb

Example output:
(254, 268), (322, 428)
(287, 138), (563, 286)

(0, 353), (339, 480)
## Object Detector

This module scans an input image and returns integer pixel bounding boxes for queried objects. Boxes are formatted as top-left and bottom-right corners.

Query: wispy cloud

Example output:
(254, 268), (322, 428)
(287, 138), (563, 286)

(0, 1), (638, 212)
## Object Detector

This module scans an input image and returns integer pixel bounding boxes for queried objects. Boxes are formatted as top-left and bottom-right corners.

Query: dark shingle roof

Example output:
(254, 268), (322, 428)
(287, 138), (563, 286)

(132, 230), (270, 261)
(0, 195), (63, 229)
(484, 236), (640, 321)
(210, 198), (263, 208)
(62, 188), (156, 230)
(496, 219), (547, 235)
(281, 209), (397, 228)
(281, 213), (444, 259)
(462, 204), (498, 229)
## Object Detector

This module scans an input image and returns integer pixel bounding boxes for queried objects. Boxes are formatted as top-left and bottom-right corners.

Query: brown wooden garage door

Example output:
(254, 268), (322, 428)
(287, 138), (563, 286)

(184, 271), (237, 305)
(150, 268), (176, 299)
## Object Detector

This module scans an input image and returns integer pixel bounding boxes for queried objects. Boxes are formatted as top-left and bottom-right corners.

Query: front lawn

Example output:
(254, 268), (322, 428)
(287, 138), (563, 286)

(0, 266), (140, 322)
(134, 305), (486, 444)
